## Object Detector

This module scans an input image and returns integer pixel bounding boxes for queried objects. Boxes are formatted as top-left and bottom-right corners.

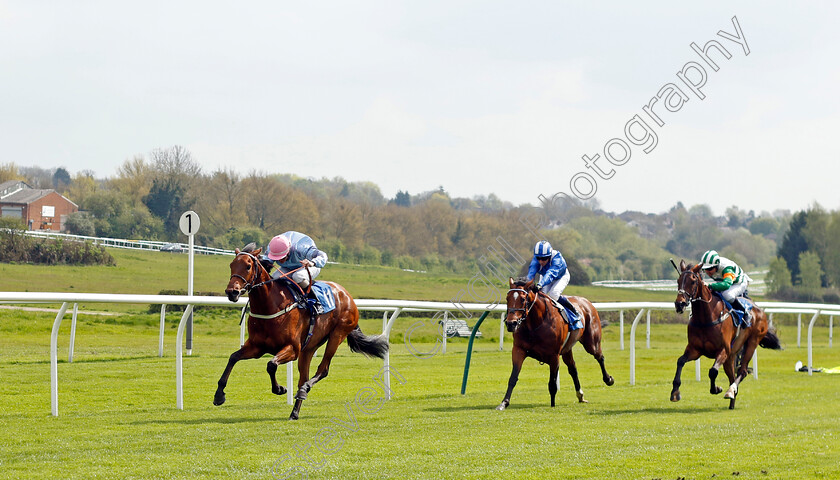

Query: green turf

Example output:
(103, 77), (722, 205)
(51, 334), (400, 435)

(0, 308), (838, 480)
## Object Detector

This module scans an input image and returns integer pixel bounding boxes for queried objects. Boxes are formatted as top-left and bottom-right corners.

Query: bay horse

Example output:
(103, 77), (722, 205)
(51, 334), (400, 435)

(215, 244), (389, 420)
(671, 260), (781, 409)
(496, 278), (614, 410)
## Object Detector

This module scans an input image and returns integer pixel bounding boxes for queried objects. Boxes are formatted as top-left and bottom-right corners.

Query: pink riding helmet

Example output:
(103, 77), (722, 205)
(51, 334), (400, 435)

(266, 234), (291, 261)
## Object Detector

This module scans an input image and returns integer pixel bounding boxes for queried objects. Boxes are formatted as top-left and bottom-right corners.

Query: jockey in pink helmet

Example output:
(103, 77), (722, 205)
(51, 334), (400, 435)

(264, 231), (328, 290)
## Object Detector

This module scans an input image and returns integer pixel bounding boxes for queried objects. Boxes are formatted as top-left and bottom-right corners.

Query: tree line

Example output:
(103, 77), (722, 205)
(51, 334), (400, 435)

(1, 146), (791, 282)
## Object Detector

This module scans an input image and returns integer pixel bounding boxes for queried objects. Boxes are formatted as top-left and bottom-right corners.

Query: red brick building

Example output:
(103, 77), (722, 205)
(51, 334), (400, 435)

(0, 180), (78, 231)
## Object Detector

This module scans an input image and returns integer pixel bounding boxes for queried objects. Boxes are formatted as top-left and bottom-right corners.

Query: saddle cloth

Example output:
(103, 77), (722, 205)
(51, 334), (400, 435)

(279, 279), (336, 315)
(548, 295), (583, 331)
(713, 291), (753, 328)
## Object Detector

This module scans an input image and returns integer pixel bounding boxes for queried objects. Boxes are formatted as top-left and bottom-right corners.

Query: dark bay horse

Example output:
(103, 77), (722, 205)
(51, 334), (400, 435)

(671, 260), (781, 409)
(496, 278), (614, 410)
(215, 244), (388, 420)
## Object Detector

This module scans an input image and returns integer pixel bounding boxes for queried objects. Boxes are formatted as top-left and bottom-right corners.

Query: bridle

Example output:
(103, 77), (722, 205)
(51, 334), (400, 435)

(229, 251), (267, 295)
(678, 269), (730, 326)
(230, 252), (306, 295)
(229, 252), (311, 321)
(506, 288), (535, 330)
(677, 270), (711, 304)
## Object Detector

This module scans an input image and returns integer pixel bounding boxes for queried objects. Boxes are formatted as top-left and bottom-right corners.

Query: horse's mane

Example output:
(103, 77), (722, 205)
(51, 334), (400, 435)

(512, 277), (529, 287)
(242, 242), (258, 253)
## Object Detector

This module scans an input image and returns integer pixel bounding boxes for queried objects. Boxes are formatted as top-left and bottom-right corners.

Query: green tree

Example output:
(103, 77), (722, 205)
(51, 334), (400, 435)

(777, 210), (809, 282)
(64, 212), (96, 236)
(766, 257), (792, 294)
(797, 251), (823, 298)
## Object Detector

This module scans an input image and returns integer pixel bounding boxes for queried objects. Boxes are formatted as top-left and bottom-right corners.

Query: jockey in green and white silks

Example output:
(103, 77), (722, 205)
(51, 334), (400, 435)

(699, 249), (753, 321)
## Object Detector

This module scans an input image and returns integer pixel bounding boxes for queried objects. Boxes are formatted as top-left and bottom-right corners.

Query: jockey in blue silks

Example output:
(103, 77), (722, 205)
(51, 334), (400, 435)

(526, 241), (580, 330)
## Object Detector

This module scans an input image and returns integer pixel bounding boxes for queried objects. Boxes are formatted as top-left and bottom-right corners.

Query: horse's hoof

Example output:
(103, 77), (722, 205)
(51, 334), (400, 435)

(495, 402), (507, 411)
(605, 376), (615, 386)
(711, 386), (723, 395)
(289, 412), (299, 421)
(728, 399), (736, 410)
(213, 392), (226, 406)
(670, 392), (681, 402)
(272, 386), (287, 396)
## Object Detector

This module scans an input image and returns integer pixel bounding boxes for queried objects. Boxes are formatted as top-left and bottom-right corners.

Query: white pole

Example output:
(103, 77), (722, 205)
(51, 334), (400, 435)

(159, 305), (166, 357)
(240, 305), (248, 347)
(286, 362), (294, 405)
(646, 310), (651, 349)
(381, 308), (402, 400)
(175, 305), (194, 410)
(695, 359), (701, 381)
(629, 309), (646, 385)
(830, 315), (833, 348)
(752, 350), (758, 379)
(798, 313), (802, 348)
(442, 311), (447, 354)
(499, 312), (505, 351)
(619, 310), (625, 351)
(186, 234), (194, 356)
(807, 310), (821, 376)
(68, 303), (78, 363)
(50, 302), (70, 416)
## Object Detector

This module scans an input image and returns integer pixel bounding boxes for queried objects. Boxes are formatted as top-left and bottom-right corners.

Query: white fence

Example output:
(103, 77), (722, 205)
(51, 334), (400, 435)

(0, 292), (836, 416)
(22, 230), (234, 256)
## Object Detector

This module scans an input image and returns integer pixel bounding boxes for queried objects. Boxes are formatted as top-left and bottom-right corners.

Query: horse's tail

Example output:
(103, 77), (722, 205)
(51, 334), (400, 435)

(346, 326), (389, 359)
(760, 329), (783, 350)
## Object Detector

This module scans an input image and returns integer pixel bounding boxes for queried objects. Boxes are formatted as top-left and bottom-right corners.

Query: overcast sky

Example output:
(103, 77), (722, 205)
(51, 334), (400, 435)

(2, 1), (838, 215)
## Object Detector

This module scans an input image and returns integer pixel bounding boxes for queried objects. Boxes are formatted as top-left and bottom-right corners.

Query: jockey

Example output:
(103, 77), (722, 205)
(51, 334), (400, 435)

(526, 241), (581, 330)
(526, 240), (570, 301)
(264, 231), (328, 291)
(699, 249), (753, 323)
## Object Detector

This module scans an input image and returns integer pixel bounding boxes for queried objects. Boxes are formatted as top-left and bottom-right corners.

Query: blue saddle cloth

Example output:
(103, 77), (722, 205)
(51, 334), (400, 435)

(555, 295), (583, 331)
(309, 281), (336, 315)
(278, 279), (336, 315)
(714, 292), (753, 328)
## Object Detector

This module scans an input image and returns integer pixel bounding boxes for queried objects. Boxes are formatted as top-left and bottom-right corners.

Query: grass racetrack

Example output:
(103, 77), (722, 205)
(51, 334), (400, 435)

(1, 314), (838, 479)
(1, 249), (838, 479)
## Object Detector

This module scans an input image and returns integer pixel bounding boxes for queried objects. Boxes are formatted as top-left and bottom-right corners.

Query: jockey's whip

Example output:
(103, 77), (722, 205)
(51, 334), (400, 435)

(669, 258), (680, 273)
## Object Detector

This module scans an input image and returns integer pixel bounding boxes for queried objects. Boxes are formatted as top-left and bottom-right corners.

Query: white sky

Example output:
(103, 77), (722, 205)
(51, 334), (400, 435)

(2, 1), (839, 215)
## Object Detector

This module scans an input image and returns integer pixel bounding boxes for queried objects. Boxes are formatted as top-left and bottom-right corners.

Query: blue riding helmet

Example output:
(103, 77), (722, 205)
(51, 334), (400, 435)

(534, 241), (552, 258)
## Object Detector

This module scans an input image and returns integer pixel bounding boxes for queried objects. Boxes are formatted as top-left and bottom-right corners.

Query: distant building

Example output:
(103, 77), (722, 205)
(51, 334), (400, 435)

(0, 180), (78, 231)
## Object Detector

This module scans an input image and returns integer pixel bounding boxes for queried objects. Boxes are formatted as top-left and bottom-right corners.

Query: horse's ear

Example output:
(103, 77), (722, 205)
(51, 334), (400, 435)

(253, 247), (262, 256)
(509, 277), (515, 288)
(525, 279), (537, 292)
(679, 259), (687, 271)
(691, 262), (703, 273)
(234, 248), (241, 254)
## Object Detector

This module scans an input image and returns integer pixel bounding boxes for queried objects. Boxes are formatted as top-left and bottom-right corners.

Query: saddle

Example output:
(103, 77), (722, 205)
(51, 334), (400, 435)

(545, 294), (583, 331)
(713, 291), (753, 328)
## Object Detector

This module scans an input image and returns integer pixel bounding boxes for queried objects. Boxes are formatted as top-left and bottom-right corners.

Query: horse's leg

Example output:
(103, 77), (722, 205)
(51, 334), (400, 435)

(266, 344), (298, 397)
(496, 346), (526, 410)
(214, 343), (263, 406)
(709, 345), (732, 396)
(289, 333), (346, 420)
(725, 337), (759, 408)
(548, 355), (560, 407)
(580, 324), (614, 386)
(562, 350), (587, 403)
(288, 347), (316, 421)
(671, 346), (700, 402)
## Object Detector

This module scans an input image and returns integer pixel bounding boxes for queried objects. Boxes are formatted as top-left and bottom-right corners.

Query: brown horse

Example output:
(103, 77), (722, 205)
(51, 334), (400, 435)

(215, 244), (388, 420)
(496, 278), (614, 410)
(671, 260), (781, 409)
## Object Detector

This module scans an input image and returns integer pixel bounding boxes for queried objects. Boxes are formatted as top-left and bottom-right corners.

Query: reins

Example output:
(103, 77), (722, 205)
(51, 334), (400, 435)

(231, 251), (320, 348)
(679, 270), (730, 327)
